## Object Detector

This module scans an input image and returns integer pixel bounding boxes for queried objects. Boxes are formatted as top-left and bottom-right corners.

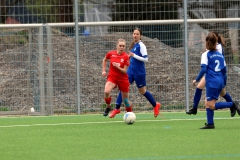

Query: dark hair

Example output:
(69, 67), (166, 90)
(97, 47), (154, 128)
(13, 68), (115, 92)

(206, 32), (217, 51)
(129, 28), (143, 50)
(212, 31), (225, 47)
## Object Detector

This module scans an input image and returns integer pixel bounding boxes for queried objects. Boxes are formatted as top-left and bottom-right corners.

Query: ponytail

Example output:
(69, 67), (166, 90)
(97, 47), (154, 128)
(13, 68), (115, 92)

(212, 31), (225, 47)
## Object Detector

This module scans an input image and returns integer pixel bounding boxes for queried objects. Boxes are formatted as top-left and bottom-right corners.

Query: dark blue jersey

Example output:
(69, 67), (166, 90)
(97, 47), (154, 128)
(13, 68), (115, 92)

(127, 41), (148, 75)
(201, 50), (226, 89)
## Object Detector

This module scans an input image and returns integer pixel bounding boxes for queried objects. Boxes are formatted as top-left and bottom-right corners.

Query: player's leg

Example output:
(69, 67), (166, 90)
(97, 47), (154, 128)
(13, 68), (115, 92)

(186, 76), (206, 115)
(109, 80), (131, 118)
(114, 73), (134, 111)
(200, 87), (217, 129)
(103, 81), (116, 116)
(122, 91), (132, 111)
(220, 87), (236, 117)
(201, 88), (240, 129)
(135, 75), (161, 118)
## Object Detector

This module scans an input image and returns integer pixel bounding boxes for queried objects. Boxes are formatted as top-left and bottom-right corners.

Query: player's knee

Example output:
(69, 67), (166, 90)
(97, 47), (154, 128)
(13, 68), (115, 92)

(138, 90), (146, 95)
(209, 105), (215, 110)
(104, 90), (111, 95)
(220, 89), (226, 97)
(123, 98), (130, 107)
(197, 84), (204, 89)
(206, 102), (215, 110)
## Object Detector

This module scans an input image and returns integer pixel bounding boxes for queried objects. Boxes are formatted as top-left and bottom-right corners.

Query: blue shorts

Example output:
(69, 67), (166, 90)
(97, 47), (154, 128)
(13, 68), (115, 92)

(128, 74), (146, 88)
(206, 87), (222, 101)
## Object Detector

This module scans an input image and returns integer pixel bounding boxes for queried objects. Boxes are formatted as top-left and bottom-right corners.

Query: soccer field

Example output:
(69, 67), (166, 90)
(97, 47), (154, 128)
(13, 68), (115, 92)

(1, 111), (240, 160)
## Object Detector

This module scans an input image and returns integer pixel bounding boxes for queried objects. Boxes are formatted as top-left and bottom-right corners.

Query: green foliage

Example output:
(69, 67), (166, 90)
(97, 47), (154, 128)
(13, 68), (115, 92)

(24, 0), (74, 23)
(24, 0), (58, 22)
(108, 0), (182, 47)
(0, 106), (10, 111)
(110, 0), (178, 21)
(233, 52), (239, 64)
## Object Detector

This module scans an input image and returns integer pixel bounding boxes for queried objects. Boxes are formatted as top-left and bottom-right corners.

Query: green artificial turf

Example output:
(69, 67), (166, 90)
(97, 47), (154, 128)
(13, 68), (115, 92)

(0, 111), (240, 160)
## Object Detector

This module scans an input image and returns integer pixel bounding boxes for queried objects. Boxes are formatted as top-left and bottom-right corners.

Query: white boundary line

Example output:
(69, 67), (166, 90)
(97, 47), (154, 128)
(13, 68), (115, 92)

(1, 116), (239, 128)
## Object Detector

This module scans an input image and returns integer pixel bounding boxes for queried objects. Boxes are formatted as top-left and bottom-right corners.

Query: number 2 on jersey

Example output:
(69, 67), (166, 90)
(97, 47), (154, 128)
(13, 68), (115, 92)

(215, 60), (221, 71)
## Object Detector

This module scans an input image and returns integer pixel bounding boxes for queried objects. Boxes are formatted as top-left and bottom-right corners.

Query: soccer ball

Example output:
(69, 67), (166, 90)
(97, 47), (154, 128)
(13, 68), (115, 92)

(123, 112), (136, 124)
(30, 107), (35, 112)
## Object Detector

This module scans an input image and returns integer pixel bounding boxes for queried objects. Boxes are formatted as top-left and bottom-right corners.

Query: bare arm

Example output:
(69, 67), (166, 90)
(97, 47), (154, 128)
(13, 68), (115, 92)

(102, 57), (108, 77)
(112, 62), (128, 74)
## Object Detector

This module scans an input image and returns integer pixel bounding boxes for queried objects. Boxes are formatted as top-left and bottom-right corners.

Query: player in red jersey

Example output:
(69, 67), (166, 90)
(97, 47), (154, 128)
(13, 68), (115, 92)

(102, 39), (132, 117)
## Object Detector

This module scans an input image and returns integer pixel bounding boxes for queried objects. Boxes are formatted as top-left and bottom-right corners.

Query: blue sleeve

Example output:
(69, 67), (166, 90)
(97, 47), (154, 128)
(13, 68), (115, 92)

(222, 67), (227, 86)
(222, 66), (226, 75)
(196, 65), (207, 82)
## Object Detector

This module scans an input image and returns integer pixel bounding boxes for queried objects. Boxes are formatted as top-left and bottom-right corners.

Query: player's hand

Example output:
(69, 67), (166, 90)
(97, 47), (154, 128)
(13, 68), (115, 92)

(112, 62), (120, 67)
(129, 52), (134, 57)
(192, 80), (197, 86)
(102, 71), (107, 77)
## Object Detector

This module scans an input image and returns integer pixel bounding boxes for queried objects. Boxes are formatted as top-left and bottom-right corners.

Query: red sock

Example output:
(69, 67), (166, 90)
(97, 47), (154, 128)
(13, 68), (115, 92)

(104, 96), (112, 107)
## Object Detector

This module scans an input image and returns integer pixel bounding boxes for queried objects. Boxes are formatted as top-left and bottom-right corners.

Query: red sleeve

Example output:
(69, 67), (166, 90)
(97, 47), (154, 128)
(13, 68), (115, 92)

(106, 51), (112, 59)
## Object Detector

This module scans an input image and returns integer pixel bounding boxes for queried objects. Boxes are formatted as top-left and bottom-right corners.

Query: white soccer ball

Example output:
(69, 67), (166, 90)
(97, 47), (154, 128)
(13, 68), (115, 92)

(123, 112), (136, 124)
(30, 107), (35, 112)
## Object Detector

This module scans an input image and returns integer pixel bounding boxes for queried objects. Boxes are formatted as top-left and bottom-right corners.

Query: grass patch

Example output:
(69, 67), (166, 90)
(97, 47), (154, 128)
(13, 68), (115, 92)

(0, 111), (240, 160)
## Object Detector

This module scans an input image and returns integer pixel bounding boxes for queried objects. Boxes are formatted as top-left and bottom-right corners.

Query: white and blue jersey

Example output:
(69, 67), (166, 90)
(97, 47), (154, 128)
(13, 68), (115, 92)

(127, 41), (148, 75)
(201, 50), (226, 89)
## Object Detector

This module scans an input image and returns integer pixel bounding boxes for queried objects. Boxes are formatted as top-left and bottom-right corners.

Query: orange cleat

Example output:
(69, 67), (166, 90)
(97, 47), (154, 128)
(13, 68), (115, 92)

(109, 109), (121, 118)
(153, 102), (161, 118)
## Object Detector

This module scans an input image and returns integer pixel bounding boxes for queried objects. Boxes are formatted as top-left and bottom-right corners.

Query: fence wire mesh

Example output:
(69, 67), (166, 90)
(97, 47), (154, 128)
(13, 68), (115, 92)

(0, 19), (240, 115)
(1, 1), (240, 24)
(0, 0), (240, 115)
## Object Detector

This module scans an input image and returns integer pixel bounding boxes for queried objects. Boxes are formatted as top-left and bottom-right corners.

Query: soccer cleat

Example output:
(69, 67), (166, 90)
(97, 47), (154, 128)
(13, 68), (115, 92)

(125, 105), (132, 112)
(200, 123), (215, 129)
(153, 102), (161, 118)
(186, 108), (197, 115)
(233, 101), (240, 115)
(103, 107), (111, 117)
(109, 109), (120, 118)
(230, 106), (236, 117)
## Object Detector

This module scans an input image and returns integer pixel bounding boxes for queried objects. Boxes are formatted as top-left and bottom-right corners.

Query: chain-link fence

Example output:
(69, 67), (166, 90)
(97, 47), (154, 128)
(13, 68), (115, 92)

(0, 18), (240, 115)
(1, 1), (240, 23)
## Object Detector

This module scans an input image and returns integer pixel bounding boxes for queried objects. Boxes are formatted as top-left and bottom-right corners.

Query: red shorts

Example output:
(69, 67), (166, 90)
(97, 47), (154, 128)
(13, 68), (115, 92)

(107, 76), (130, 92)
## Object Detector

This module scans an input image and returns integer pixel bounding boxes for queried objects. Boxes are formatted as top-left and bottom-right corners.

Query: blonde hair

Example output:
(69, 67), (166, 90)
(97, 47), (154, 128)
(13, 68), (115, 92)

(117, 38), (126, 45)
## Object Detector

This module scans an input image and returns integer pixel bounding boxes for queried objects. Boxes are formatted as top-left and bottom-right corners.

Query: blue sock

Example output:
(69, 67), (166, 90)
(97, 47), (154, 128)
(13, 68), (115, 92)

(115, 91), (122, 109)
(193, 88), (202, 109)
(215, 102), (233, 110)
(223, 92), (233, 102)
(206, 108), (214, 125)
(144, 91), (156, 107)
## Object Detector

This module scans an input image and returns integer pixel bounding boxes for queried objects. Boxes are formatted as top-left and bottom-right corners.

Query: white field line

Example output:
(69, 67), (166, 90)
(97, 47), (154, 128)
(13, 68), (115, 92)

(1, 116), (239, 128)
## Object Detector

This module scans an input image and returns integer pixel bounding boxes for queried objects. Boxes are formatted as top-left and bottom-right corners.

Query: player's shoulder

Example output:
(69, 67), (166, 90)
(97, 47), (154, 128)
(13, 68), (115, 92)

(107, 50), (117, 55)
(202, 50), (208, 56)
(138, 41), (146, 47)
(122, 52), (129, 57)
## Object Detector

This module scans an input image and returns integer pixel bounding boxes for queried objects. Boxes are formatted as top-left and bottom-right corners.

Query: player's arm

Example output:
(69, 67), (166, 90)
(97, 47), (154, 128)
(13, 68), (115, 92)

(112, 63), (128, 74)
(195, 65), (207, 82)
(193, 51), (208, 86)
(102, 56), (108, 76)
(132, 53), (148, 62)
(129, 44), (148, 62)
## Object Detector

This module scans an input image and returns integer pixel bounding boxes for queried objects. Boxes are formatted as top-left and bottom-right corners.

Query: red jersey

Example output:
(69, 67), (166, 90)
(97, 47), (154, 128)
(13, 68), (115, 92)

(106, 50), (130, 81)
